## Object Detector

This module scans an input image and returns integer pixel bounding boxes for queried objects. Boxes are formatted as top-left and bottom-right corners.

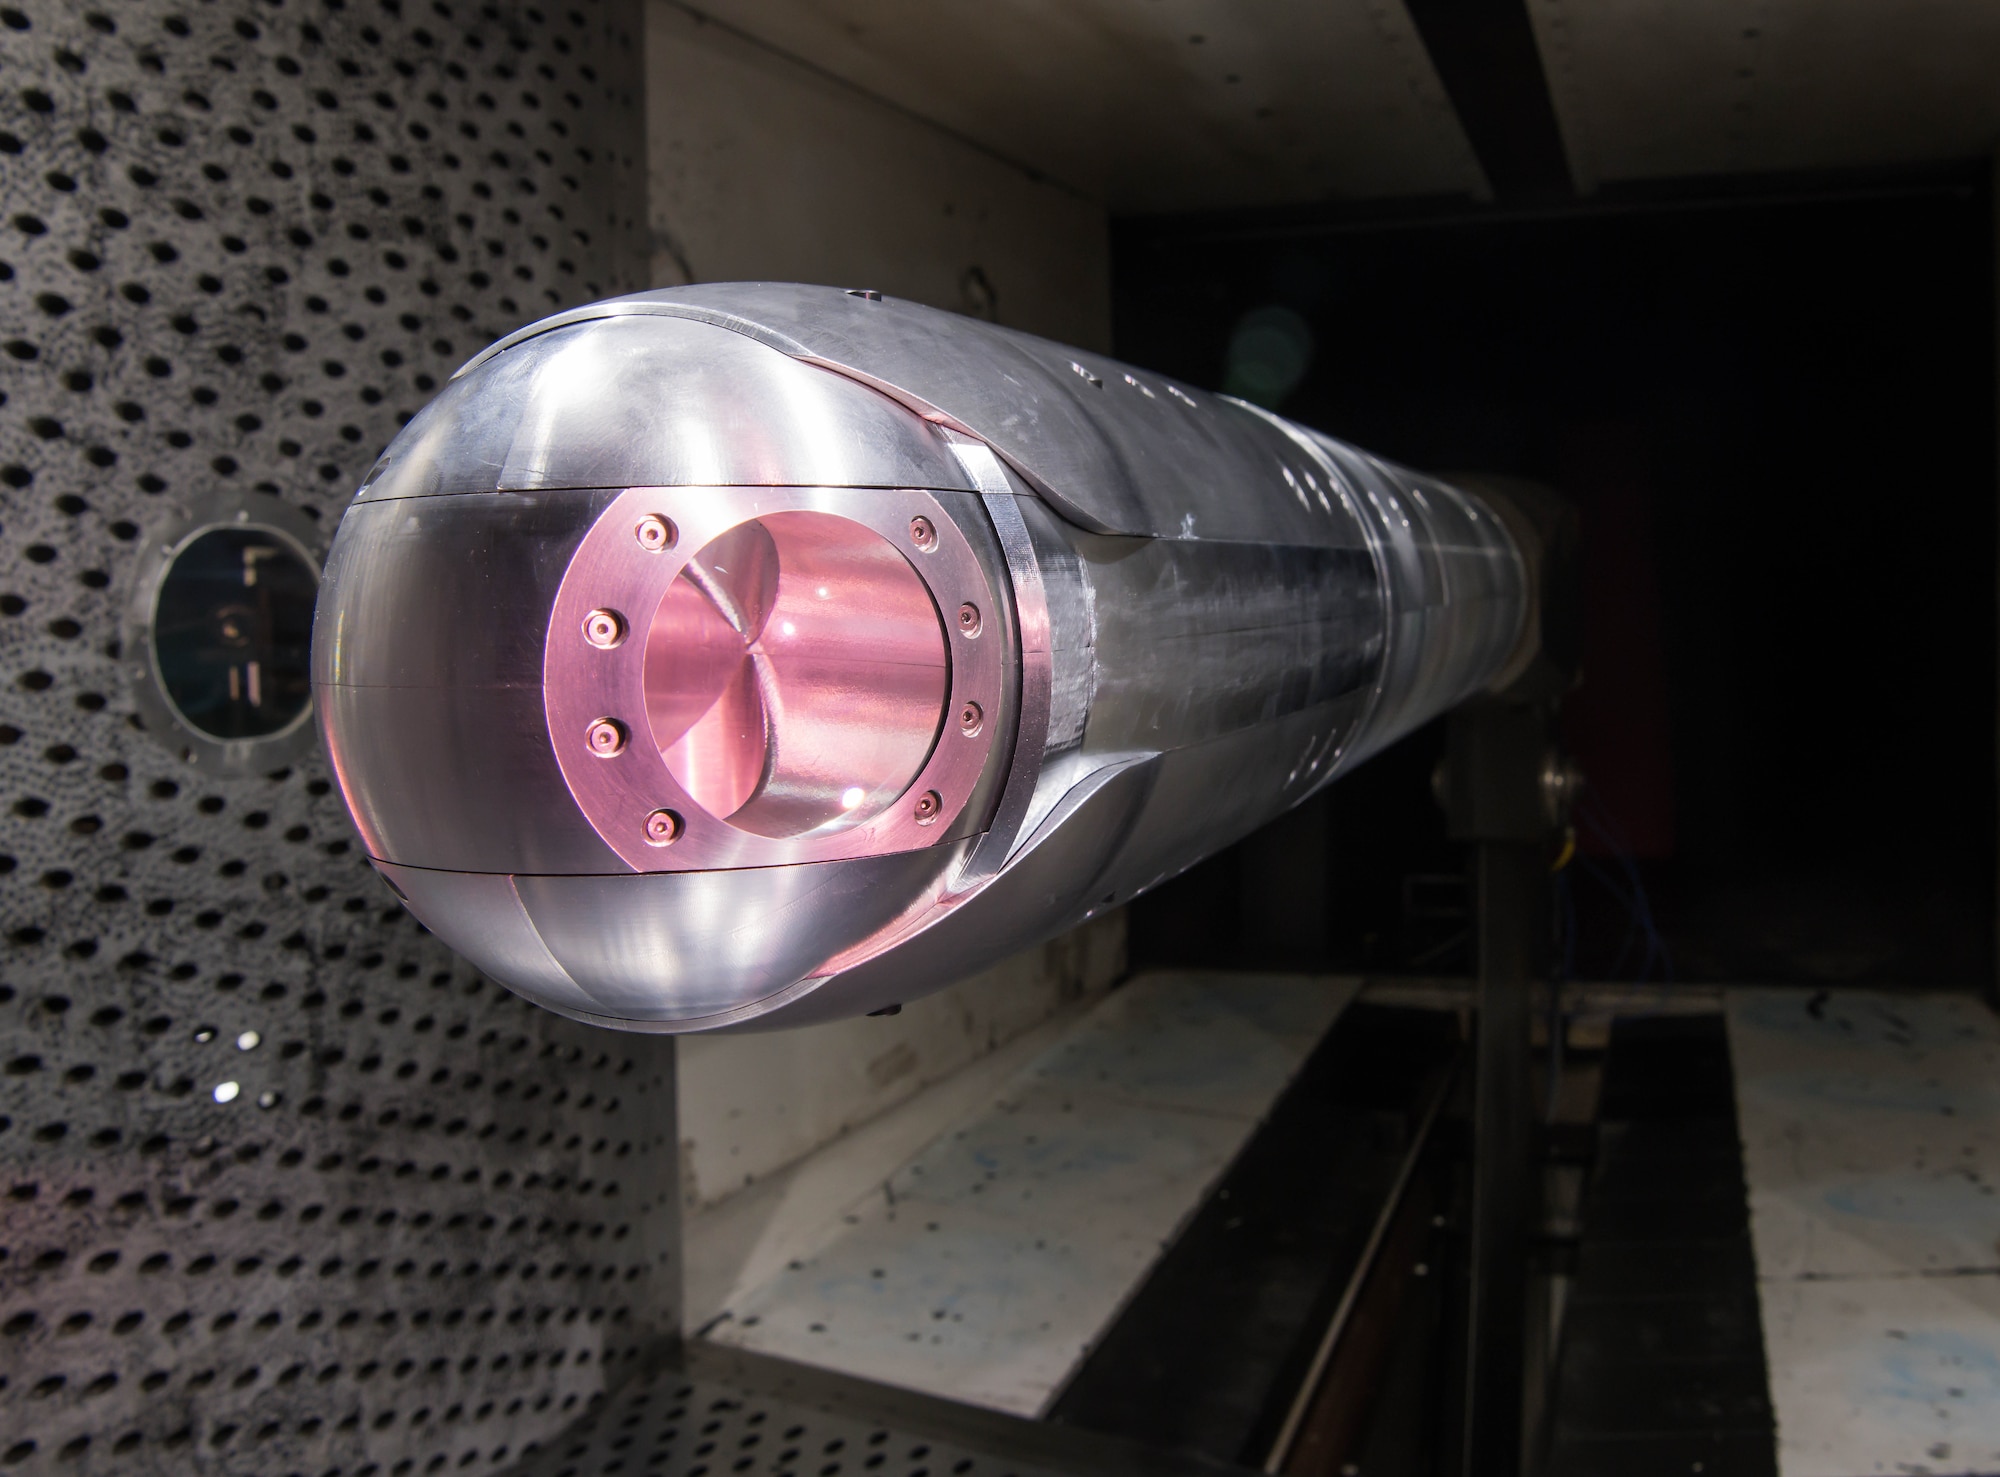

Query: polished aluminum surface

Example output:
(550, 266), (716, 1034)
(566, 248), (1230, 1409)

(459, 286), (1365, 546)
(379, 844), (970, 1029)
(359, 312), (974, 502)
(317, 286), (1531, 1030)
(316, 490), (628, 875)
(650, 511), (947, 835)
(541, 486), (1009, 873)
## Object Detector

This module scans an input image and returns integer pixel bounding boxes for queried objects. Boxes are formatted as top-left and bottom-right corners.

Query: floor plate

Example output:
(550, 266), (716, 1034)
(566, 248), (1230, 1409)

(1729, 988), (2000, 1476)
(703, 972), (1356, 1416)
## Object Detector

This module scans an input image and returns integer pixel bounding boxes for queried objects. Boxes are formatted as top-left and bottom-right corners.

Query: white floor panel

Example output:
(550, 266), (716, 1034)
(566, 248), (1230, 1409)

(1759, 1273), (2000, 1477)
(1730, 988), (2000, 1281)
(681, 995), (1092, 1336)
(702, 971), (1356, 1416)
(1729, 988), (2000, 1476)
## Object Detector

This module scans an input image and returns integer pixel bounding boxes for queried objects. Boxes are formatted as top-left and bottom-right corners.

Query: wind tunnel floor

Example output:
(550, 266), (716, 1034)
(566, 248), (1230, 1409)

(505, 1340), (1240, 1477)
(692, 971), (1356, 1418)
(518, 983), (2000, 1477)
(1727, 989), (2000, 1477)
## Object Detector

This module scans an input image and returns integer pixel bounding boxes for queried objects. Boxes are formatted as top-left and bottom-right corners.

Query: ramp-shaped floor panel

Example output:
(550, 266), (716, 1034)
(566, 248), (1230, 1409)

(702, 972), (1356, 1417)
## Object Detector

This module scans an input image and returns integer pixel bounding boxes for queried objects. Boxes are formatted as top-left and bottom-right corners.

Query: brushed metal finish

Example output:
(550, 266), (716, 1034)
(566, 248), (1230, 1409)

(1017, 494), (1096, 756)
(314, 492), (628, 875)
(512, 845), (971, 1028)
(935, 438), (1056, 892)
(777, 756), (1160, 1027)
(359, 313), (974, 502)
(371, 848), (974, 1030)
(461, 285), (1369, 545)
(539, 486), (1012, 873)
(370, 862), (608, 1021)
(1075, 536), (1382, 754)
(318, 288), (1531, 1031)
(646, 512), (949, 835)
(1286, 430), (1525, 766)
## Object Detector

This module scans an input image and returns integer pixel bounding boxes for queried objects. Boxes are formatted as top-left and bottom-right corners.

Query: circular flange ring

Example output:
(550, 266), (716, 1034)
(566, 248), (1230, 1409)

(545, 485), (1011, 873)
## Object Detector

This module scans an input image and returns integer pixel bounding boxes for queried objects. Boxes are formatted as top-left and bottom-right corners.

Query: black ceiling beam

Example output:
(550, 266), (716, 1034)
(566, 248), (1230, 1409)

(1110, 159), (1989, 247)
(1401, 0), (1574, 202)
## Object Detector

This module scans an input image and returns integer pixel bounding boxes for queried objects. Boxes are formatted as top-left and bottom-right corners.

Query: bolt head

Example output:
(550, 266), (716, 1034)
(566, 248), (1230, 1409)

(914, 789), (942, 825)
(582, 608), (626, 649)
(585, 717), (627, 758)
(643, 808), (683, 846)
(958, 700), (983, 737)
(634, 514), (677, 552)
(909, 516), (937, 551)
(956, 603), (981, 636)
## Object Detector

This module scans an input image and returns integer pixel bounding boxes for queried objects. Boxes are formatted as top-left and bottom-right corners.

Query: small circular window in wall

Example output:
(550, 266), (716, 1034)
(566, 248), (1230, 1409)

(130, 493), (326, 775)
(155, 526), (317, 738)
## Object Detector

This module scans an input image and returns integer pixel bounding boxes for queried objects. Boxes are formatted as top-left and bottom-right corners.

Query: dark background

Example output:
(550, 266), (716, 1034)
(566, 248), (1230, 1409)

(1116, 169), (1997, 989)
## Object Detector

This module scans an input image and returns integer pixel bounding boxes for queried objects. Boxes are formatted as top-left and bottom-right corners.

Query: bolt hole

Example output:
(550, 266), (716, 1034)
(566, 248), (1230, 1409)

(582, 608), (626, 649)
(633, 515), (676, 552)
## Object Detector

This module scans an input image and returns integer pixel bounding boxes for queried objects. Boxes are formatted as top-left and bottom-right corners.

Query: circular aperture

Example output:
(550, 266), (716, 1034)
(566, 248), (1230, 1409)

(152, 527), (318, 740)
(643, 511), (949, 839)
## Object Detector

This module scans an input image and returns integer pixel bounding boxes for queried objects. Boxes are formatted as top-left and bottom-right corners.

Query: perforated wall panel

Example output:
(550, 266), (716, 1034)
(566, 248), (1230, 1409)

(0, 3), (675, 1473)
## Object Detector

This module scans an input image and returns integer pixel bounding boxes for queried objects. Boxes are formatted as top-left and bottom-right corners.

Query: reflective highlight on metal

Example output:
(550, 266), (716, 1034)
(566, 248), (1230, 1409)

(315, 285), (1531, 1031)
(540, 483), (1007, 878)
(645, 511), (949, 839)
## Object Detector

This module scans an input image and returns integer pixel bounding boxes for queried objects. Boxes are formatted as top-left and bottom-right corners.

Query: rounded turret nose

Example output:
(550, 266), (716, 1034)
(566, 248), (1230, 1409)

(314, 306), (1019, 1028)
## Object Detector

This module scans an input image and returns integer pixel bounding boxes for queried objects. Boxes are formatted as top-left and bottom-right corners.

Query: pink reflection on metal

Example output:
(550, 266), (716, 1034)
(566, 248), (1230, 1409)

(644, 511), (948, 838)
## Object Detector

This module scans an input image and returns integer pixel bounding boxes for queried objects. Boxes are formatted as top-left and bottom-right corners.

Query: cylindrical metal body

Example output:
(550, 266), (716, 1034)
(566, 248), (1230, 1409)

(315, 284), (1530, 1030)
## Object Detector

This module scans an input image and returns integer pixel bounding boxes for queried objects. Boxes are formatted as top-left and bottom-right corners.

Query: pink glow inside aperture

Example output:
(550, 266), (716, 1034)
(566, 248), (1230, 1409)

(643, 511), (949, 838)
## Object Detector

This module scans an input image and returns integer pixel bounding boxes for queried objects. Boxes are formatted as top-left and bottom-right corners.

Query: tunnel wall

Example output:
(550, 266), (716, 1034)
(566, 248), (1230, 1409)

(0, 3), (678, 1473)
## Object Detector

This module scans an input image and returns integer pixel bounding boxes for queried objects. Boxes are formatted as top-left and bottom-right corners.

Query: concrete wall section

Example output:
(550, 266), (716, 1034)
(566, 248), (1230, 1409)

(679, 913), (1127, 1208)
(644, 0), (1122, 1214)
(644, 0), (1111, 350)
